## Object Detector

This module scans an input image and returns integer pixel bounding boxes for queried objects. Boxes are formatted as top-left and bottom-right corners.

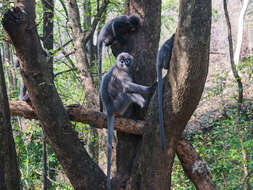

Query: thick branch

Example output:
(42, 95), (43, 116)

(176, 140), (217, 190)
(9, 101), (144, 135)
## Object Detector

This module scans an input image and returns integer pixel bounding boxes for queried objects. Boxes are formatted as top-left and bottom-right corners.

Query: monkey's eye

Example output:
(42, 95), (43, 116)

(125, 59), (131, 67)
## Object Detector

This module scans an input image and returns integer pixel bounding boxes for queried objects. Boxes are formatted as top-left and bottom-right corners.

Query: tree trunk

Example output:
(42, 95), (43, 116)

(110, 0), (161, 187)
(223, 1), (249, 189)
(83, 0), (99, 163)
(66, 0), (102, 109)
(2, 42), (17, 94)
(0, 52), (20, 190)
(111, 0), (212, 189)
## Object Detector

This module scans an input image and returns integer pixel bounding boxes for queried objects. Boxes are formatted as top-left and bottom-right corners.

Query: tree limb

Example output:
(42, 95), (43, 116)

(176, 139), (217, 190)
(9, 101), (144, 135)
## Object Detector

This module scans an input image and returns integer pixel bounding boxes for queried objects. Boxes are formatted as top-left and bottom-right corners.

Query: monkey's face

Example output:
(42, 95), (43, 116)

(116, 52), (133, 72)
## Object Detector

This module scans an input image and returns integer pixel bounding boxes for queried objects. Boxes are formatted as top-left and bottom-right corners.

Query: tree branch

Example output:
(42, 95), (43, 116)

(176, 139), (217, 190)
(83, 0), (109, 44)
(9, 101), (144, 135)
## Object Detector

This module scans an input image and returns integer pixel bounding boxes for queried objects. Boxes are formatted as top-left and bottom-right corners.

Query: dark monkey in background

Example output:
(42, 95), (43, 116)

(97, 14), (141, 112)
(100, 52), (156, 190)
(156, 34), (175, 151)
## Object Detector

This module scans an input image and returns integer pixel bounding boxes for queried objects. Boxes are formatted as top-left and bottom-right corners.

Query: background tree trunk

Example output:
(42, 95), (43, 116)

(2, 42), (17, 95)
(0, 52), (20, 190)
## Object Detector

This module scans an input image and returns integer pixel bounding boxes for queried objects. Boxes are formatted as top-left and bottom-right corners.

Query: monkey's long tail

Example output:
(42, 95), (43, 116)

(157, 62), (165, 151)
(107, 114), (114, 190)
(98, 40), (103, 112)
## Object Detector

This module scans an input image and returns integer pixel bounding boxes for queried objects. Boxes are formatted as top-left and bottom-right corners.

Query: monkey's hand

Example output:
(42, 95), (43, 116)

(149, 81), (158, 94)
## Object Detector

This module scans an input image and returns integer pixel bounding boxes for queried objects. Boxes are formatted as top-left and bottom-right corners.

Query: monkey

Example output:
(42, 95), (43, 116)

(97, 14), (141, 112)
(156, 34), (175, 151)
(100, 52), (156, 190)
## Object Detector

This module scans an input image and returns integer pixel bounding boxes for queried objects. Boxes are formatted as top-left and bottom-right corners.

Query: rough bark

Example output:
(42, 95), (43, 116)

(117, 0), (211, 189)
(176, 139), (217, 190)
(9, 101), (145, 135)
(0, 53), (20, 190)
(2, 1), (106, 189)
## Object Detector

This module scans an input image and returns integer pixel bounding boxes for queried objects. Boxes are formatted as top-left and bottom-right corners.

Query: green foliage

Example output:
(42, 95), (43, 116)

(171, 108), (253, 190)
(2, 0), (252, 189)
(160, 0), (178, 41)
(12, 119), (73, 189)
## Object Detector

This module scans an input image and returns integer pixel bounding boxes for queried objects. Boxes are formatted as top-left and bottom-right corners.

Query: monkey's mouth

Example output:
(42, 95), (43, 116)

(125, 62), (131, 67)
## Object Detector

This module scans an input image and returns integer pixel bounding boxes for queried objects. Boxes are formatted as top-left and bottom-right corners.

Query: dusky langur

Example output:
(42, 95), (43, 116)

(97, 14), (141, 112)
(156, 34), (175, 151)
(100, 52), (156, 190)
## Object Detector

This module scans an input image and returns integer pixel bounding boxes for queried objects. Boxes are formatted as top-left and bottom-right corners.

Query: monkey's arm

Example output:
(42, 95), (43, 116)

(125, 82), (151, 94)
(128, 93), (145, 108)
(125, 81), (157, 95)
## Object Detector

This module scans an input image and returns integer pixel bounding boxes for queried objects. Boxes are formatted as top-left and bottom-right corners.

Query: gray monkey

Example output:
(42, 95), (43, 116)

(100, 52), (156, 190)
(97, 14), (141, 112)
(156, 34), (175, 151)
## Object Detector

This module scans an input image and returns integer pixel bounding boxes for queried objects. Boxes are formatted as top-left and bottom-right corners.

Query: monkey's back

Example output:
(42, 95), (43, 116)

(100, 66), (132, 115)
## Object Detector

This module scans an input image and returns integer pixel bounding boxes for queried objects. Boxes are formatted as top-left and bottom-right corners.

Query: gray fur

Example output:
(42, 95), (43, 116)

(156, 34), (175, 151)
(100, 52), (156, 190)
(97, 15), (141, 112)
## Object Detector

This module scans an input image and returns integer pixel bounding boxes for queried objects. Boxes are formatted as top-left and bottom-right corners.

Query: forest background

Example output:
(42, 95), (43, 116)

(0, 0), (252, 189)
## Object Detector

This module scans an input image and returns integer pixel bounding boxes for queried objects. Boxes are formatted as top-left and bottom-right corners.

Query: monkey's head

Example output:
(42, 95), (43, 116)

(129, 14), (141, 32)
(116, 52), (133, 72)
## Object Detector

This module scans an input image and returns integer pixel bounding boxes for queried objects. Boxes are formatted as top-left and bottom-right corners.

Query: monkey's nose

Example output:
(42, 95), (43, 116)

(125, 61), (131, 67)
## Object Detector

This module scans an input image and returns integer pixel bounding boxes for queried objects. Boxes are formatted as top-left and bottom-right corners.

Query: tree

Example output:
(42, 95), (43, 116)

(0, 52), (20, 190)
(2, 0), (212, 189)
